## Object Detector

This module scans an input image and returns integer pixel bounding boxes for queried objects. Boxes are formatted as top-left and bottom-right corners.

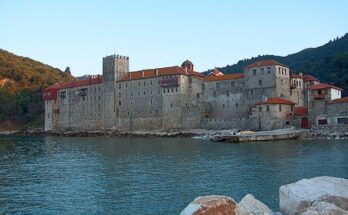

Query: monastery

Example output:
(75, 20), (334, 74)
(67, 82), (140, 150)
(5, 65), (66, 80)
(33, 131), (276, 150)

(43, 54), (348, 131)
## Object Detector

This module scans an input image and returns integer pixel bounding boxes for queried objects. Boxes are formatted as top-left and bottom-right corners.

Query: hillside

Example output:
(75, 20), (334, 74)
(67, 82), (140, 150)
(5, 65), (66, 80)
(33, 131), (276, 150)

(207, 33), (348, 95)
(0, 49), (73, 130)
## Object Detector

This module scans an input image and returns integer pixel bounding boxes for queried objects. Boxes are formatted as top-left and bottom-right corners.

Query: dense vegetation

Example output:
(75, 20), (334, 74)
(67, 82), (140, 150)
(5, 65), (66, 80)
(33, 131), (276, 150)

(207, 33), (348, 95)
(0, 49), (73, 130)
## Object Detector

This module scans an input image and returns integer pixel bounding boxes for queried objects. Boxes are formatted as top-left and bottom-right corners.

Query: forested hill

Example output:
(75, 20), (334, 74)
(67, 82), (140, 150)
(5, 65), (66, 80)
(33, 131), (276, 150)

(206, 33), (348, 94)
(0, 49), (74, 130)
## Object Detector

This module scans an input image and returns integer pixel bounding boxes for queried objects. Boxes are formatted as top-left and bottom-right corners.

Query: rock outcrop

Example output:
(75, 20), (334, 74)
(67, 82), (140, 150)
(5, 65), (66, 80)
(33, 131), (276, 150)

(238, 194), (275, 215)
(279, 176), (348, 215)
(180, 194), (276, 215)
(180, 195), (237, 215)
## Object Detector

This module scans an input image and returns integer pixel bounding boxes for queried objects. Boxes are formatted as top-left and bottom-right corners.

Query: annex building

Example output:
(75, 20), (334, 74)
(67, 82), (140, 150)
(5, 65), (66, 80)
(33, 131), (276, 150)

(43, 54), (348, 131)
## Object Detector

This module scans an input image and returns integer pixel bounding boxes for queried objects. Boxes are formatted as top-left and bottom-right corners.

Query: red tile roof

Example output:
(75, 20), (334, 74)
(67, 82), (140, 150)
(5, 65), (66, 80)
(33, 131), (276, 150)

(295, 107), (308, 116)
(330, 96), (348, 104)
(290, 73), (303, 79)
(256, 97), (296, 105)
(203, 73), (244, 82)
(208, 68), (224, 76)
(244, 59), (287, 69)
(46, 76), (102, 90)
(308, 83), (342, 91)
(119, 66), (204, 81)
(303, 75), (319, 82)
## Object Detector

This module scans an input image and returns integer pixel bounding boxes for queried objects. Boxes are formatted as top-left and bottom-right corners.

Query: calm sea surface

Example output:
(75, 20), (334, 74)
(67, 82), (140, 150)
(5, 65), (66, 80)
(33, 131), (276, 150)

(0, 136), (347, 214)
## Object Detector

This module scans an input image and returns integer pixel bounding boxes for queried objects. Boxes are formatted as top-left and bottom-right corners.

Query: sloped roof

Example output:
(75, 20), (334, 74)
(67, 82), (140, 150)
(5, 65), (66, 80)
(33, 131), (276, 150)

(119, 66), (204, 81)
(45, 76), (103, 90)
(208, 68), (224, 77)
(290, 73), (303, 79)
(295, 107), (308, 116)
(256, 97), (296, 105)
(303, 75), (319, 82)
(244, 59), (288, 69)
(203, 73), (244, 82)
(308, 83), (342, 91)
(330, 96), (348, 104)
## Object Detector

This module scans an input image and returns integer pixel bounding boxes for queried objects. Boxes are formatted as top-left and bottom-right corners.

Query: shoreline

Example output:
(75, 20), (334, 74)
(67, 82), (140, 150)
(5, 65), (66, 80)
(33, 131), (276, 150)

(1, 125), (348, 141)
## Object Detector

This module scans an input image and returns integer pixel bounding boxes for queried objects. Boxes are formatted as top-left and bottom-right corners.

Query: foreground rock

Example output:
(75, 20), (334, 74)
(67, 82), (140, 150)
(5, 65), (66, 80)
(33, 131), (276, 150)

(180, 195), (237, 215)
(238, 194), (275, 215)
(180, 194), (275, 215)
(279, 176), (348, 215)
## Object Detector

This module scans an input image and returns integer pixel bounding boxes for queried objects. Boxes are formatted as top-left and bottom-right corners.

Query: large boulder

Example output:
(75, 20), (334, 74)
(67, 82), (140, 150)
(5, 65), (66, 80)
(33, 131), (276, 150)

(180, 195), (237, 215)
(238, 194), (275, 215)
(279, 176), (348, 215)
(180, 194), (275, 215)
(301, 201), (348, 215)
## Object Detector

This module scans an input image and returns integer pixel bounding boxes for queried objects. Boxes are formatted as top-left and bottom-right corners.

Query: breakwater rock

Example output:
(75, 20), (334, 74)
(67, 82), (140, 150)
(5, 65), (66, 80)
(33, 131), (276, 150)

(0, 129), (210, 138)
(304, 125), (348, 140)
(181, 176), (348, 215)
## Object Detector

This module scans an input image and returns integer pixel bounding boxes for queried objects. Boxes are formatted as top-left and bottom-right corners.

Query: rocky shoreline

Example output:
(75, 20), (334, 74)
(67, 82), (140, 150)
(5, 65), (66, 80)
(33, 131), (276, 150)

(1, 126), (348, 141)
(301, 125), (348, 140)
(181, 176), (348, 215)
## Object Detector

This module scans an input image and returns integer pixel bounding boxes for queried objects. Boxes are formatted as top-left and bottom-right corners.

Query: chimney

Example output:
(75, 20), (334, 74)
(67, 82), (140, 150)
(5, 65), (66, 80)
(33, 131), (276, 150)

(142, 70), (144, 78)
(185, 67), (188, 75)
(155, 69), (159, 76)
(130, 72), (132, 80)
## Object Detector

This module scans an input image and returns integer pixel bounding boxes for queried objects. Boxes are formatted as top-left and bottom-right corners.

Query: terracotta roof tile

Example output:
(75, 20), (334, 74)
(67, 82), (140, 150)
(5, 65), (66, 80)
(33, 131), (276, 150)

(244, 59), (287, 69)
(330, 96), (348, 104)
(256, 97), (296, 105)
(290, 73), (303, 79)
(119, 66), (203, 81)
(303, 75), (319, 82)
(295, 107), (308, 116)
(45, 77), (102, 90)
(308, 83), (342, 91)
(203, 73), (244, 82)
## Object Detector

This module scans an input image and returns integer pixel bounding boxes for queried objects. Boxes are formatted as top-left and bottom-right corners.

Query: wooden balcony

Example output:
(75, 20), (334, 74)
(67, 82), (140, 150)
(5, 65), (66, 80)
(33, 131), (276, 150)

(314, 94), (326, 100)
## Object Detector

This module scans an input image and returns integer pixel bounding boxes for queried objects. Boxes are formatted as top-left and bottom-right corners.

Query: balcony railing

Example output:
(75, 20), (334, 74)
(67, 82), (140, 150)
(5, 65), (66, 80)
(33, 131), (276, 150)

(314, 94), (326, 100)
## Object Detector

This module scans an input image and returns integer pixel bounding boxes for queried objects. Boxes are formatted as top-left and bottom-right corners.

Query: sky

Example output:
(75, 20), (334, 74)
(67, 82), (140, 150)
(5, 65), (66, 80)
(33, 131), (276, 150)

(1, 0), (348, 76)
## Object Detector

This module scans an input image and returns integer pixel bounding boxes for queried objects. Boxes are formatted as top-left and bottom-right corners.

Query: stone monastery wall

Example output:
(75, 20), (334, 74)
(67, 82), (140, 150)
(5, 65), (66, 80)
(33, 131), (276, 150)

(43, 55), (347, 131)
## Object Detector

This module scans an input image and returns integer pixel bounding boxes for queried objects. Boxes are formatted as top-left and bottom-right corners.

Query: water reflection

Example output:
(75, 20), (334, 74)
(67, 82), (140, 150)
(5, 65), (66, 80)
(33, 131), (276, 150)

(0, 136), (347, 214)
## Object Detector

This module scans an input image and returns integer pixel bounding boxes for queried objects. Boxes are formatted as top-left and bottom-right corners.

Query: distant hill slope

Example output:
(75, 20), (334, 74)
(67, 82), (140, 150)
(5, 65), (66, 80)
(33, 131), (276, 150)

(0, 49), (73, 130)
(207, 33), (348, 95)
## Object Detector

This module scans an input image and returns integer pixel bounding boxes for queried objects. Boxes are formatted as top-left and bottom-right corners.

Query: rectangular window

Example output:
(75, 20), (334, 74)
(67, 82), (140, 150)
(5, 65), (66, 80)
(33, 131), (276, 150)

(337, 118), (348, 124)
(253, 69), (257, 76)
(216, 83), (220, 89)
(258, 80), (262, 86)
(266, 105), (270, 111)
(279, 104), (282, 111)
(261, 68), (264, 75)
(236, 103), (239, 108)
(197, 93), (200, 99)
(318, 119), (328, 125)
(267, 67), (271, 74)
(231, 81), (235, 87)
(213, 92), (217, 97)
(202, 83), (205, 90)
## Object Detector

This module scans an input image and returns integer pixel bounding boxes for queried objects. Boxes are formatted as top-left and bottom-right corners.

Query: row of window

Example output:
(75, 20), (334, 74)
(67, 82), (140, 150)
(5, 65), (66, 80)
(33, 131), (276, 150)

(253, 67), (272, 76)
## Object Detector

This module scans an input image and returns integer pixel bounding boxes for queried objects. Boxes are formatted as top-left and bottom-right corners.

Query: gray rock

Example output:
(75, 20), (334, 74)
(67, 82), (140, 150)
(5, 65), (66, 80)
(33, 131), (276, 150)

(238, 194), (275, 215)
(301, 201), (348, 215)
(279, 176), (348, 215)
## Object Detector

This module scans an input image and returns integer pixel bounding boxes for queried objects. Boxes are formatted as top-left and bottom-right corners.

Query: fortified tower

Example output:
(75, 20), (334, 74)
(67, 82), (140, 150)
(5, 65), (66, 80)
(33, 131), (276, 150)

(102, 54), (129, 128)
(244, 59), (290, 104)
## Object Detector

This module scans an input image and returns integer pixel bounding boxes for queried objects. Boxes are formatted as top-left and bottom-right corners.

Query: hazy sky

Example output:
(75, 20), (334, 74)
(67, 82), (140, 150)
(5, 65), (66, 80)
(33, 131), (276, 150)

(1, 0), (347, 76)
